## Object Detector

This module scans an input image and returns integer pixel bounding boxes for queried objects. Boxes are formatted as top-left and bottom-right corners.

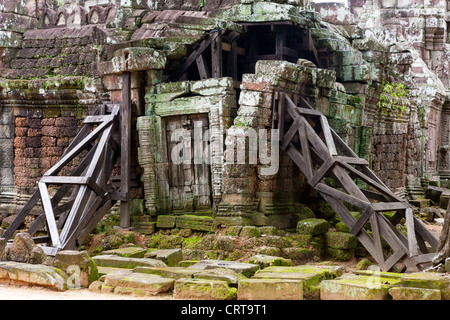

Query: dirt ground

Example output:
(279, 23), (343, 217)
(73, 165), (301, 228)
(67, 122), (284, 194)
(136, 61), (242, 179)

(0, 284), (170, 300)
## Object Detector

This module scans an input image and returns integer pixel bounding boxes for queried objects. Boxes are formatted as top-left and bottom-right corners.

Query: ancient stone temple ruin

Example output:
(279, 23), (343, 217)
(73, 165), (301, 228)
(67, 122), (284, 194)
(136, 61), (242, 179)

(1, 0), (450, 300)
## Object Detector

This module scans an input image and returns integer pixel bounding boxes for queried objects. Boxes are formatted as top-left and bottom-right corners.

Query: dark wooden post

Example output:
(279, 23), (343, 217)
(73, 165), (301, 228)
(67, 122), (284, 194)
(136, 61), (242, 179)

(120, 71), (131, 228)
(211, 33), (223, 78)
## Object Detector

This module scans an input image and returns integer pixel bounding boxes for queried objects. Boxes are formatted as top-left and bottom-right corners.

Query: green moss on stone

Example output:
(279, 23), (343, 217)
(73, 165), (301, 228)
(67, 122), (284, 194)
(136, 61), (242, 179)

(297, 218), (330, 235)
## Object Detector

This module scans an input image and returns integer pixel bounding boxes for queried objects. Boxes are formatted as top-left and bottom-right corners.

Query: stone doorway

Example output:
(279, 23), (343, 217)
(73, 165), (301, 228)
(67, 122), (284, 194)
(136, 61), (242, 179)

(165, 114), (212, 213)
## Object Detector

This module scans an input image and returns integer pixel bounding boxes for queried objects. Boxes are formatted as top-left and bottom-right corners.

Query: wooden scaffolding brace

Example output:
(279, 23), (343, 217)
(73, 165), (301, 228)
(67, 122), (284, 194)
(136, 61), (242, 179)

(2, 72), (133, 255)
(273, 91), (438, 271)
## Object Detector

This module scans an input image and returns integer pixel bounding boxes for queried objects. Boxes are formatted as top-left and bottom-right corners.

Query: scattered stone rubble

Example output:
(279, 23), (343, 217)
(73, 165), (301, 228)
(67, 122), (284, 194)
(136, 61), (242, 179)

(0, 229), (449, 299)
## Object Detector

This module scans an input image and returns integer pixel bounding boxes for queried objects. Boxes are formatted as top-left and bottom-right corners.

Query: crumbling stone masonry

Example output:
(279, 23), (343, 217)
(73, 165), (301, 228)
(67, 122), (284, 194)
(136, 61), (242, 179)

(1, 0), (450, 234)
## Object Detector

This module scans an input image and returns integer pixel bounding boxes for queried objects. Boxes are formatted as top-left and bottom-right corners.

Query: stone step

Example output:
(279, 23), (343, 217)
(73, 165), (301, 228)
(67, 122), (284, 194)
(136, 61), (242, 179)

(92, 254), (167, 269)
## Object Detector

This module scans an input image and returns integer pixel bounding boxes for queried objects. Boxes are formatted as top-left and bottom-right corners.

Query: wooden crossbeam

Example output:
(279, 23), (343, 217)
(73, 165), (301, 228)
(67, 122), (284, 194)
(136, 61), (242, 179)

(167, 30), (222, 82)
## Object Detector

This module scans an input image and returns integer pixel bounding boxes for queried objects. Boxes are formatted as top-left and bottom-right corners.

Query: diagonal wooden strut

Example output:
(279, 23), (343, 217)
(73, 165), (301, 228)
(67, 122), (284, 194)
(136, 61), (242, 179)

(1, 103), (122, 255)
(275, 92), (438, 271)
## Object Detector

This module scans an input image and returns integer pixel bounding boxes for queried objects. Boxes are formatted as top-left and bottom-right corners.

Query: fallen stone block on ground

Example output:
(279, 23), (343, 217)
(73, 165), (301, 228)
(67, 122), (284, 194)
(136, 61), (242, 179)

(100, 269), (175, 296)
(245, 254), (292, 268)
(192, 267), (247, 285)
(92, 254), (167, 269)
(134, 266), (198, 279)
(173, 278), (237, 300)
(320, 272), (402, 300)
(237, 278), (303, 300)
(252, 265), (325, 299)
(53, 250), (98, 288)
(0, 261), (68, 291)
(103, 247), (147, 258)
(398, 272), (450, 300)
(145, 248), (183, 267)
(388, 286), (441, 300)
(188, 260), (260, 277)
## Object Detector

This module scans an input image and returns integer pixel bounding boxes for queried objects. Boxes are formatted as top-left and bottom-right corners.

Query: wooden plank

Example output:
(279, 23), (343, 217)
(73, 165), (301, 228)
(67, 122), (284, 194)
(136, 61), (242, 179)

(309, 156), (335, 187)
(315, 182), (371, 209)
(297, 108), (322, 116)
(211, 33), (223, 78)
(338, 161), (404, 202)
(285, 143), (310, 179)
(361, 189), (390, 202)
(331, 163), (368, 201)
(40, 176), (90, 185)
(298, 121), (313, 179)
(384, 249), (405, 271)
(196, 54), (210, 79)
(285, 95), (300, 120)
(87, 177), (105, 196)
(308, 28), (322, 68)
(72, 199), (116, 250)
(59, 122), (114, 243)
(416, 231), (429, 254)
(411, 253), (435, 264)
(1, 190), (40, 240)
(372, 202), (410, 212)
(120, 71), (131, 229)
(83, 115), (113, 124)
(377, 213), (410, 257)
(227, 39), (238, 80)
(168, 31), (220, 82)
(62, 195), (102, 249)
(320, 115), (337, 156)
(413, 215), (438, 250)
(369, 212), (385, 265)
(281, 47), (299, 59)
(44, 114), (115, 176)
(272, 91), (279, 131)
(320, 192), (385, 267)
(281, 117), (301, 151)
(304, 117), (331, 161)
(38, 182), (61, 248)
(27, 143), (100, 236)
(334, 156), (369, 166)
(278, 92), (285, 141)
(350, 206), (374, 235)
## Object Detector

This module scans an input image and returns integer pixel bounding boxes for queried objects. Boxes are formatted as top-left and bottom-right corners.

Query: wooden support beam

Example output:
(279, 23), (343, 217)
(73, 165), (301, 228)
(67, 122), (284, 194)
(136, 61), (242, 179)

(38, 182), (62, 248)
(120, 71), (131, 229)
(350, 206), (374, 236)
(298, 121), (313, 180)
(211, 33), (223, 78)
(320, 115), (337, 156)
(44, 115), (115, 177)
(168, 31), (221, 82)
(281, 117), (302, 150)
(309, 156), (335, 187)
(1, 190), (40, 240)
(405, 208), (419, 257)
(315, 182), (370, 209)
(196, 54), (210, 79)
